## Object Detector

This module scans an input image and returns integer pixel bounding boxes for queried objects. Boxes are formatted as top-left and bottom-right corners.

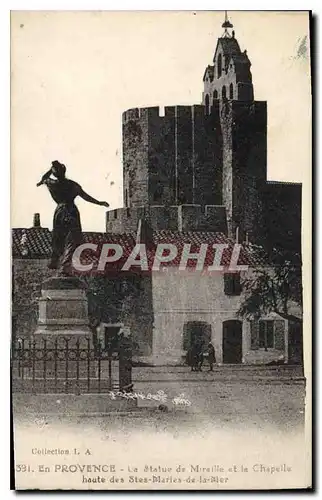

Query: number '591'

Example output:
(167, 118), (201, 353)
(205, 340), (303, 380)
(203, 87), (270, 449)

(15, 464), (32, 472)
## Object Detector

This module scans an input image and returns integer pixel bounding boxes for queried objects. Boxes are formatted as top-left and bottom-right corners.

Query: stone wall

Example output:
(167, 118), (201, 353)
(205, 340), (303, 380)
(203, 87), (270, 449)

(220, 100), (267, 242)
(12, 259), (54, 340)
(121, 105), (224, 211)
(122, 108), (149, 207)
(262, 182), (302, 253)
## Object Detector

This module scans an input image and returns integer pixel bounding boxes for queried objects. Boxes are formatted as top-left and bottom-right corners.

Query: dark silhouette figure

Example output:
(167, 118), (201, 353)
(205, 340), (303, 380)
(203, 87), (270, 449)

(196, 343), (204, 372)
(207, 342), (216, 371)
(37, 160), (109, 275)
(186, 345), (196, 371)
(187, 342), (204, 372)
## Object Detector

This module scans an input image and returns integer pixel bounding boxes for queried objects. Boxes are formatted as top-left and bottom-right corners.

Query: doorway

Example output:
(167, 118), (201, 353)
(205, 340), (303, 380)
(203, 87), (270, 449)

(222, 320), (243, 363)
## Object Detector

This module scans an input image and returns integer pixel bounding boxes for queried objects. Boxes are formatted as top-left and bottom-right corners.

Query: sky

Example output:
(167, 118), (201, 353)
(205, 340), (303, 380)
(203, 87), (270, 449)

(11, 10), (311, 231)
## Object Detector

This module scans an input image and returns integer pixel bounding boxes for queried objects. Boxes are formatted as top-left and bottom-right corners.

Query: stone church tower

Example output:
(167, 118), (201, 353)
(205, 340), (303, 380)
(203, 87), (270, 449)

(202, 13), (267, 241)
(106, 13), (301, 252)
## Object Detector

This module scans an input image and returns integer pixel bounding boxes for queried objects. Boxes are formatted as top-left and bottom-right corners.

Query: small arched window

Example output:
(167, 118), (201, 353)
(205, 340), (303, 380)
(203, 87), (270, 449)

(205, 93), (210, 114)
(214, 89), (218, 100)
(229, 83), (234, 100)
(217, 54), (222, 79)
(222, 85), (227, 100)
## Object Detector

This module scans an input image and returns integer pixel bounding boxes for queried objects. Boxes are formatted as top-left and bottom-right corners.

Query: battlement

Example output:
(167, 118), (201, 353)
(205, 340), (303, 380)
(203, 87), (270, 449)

(122, 101), (266, 125)
(122, 104), (211, 124)
(106, 204), (227, 235)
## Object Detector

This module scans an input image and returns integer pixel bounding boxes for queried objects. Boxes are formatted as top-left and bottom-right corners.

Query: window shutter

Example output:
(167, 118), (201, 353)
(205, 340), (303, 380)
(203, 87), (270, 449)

(266, 321), (274, 348)
(183, 323), (190, 350)
(224, 274), (241, 296)
(274, 320), (285, 350)
(224, 274), (231, 295)
(234, 274), (241, 295)
(250, 321), (259, 350)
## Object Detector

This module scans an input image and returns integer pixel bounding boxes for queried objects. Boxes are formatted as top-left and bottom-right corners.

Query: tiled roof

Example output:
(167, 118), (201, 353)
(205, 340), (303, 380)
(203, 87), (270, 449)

(12, 227), (267, 268)
(153, 230), (267, 267)
(218, 37), (241, 57)
(12, 228), (52, 258)
(213, 37), (241, 66)
(12, 227), (137, 259)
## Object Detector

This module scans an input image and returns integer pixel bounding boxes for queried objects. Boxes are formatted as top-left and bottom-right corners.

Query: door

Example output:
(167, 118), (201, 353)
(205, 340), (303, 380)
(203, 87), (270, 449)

(222, 320), (242, 364)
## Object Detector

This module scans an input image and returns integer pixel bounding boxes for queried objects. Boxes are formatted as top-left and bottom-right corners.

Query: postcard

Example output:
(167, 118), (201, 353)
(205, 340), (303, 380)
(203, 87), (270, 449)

(11, 10), (312, 490)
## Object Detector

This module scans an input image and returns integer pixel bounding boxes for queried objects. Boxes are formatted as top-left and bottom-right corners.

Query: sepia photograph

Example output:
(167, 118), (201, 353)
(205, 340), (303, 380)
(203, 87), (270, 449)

(10, 10), (312, 490)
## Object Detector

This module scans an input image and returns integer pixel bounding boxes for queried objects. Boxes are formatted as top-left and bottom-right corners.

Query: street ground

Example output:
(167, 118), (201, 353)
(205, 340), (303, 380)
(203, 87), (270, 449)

(130, 366), (305, 432)
(14, 365), (306, 432)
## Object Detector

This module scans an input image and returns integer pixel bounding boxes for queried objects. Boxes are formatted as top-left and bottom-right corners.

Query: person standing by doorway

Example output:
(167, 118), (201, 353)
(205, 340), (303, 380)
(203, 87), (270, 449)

(195, 341), (204, 372)
(207, 342), (216, 371)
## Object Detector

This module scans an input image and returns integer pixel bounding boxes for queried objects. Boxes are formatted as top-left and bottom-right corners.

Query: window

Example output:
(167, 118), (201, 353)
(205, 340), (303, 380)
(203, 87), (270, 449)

(125, 188), (128, 207)
(224, 273), (241, 296)
(222, 85), (227, 100)
(217, 53), (222, 78)
(229, 83), (234, 100)
(113, 209), (118, 219)
(126, 208), (131, 217)
(250, 320), (285, 350)
(214, 89), (218, 100)
(205, 94), (210, 115)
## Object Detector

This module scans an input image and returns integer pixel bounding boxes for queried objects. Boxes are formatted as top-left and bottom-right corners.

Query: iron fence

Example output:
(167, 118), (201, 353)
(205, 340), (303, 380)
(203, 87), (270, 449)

(11, 336), (132, 394)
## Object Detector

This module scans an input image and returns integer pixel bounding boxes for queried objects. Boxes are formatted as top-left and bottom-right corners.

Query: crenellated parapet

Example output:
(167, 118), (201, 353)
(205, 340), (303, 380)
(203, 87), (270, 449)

(106, 204), (228, 234)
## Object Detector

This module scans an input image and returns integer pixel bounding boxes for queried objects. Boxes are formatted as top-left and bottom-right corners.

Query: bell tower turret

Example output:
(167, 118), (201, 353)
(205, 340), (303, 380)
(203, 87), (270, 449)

(202, 12), (254, 113)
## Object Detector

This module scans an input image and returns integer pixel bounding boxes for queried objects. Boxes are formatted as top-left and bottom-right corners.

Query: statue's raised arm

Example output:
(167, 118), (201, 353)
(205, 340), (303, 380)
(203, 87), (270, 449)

(78, 188), (109, 208)
(36, 168), (52, 187)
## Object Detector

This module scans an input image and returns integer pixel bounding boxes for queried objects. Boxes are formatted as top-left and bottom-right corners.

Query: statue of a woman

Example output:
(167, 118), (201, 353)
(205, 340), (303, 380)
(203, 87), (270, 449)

(37, 160), (109, 275)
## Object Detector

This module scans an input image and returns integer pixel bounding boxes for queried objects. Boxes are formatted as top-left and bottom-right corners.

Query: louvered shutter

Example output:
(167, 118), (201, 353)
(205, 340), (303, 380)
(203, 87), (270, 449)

(274, 320), (285, 350)
(250, 321), (259, 350)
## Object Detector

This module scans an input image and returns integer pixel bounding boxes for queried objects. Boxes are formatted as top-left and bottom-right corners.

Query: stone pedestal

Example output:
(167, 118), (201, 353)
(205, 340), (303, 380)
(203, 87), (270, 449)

(35, 276), (92, 341)
(33, 276), (96, 381)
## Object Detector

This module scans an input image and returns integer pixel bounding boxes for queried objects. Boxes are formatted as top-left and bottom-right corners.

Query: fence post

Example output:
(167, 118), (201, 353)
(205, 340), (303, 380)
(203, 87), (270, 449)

(87, 337), (91, 392)
(119, 335), (132, 392)
(43, 339), (47, 393)
(54, 338), (58, 392)
(75, 338), (80, 395)
(32, 338), (36, 394)
(64, 337), (69, 394)
(17, 339), (22, 378)
(97, 341), (102, 393)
